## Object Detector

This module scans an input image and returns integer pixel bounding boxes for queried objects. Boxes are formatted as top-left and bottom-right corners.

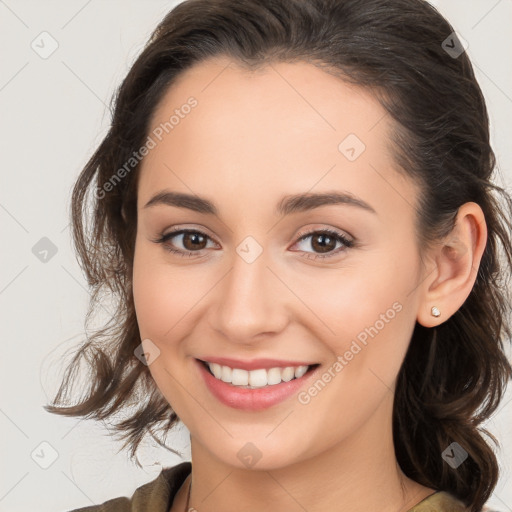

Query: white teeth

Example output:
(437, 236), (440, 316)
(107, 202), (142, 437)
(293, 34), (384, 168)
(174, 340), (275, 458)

(210, 363), (222, 379)
(206, 362), (311, 388)
(267, 367), (282, 385)
(294, 365), (308, 378)
(248, 369), (268, 388)
(281, 366), (295, 382)
(221, 365), (232, 383)
(231, 368), (249, 386)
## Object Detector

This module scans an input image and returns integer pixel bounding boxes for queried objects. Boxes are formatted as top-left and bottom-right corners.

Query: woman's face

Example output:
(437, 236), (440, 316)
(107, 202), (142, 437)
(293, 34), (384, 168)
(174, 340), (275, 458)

(133, 56), (427, 469)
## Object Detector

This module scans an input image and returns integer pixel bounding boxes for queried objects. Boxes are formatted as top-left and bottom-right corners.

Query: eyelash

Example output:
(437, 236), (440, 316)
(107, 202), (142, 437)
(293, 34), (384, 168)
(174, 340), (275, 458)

(152, 226), (354, 260)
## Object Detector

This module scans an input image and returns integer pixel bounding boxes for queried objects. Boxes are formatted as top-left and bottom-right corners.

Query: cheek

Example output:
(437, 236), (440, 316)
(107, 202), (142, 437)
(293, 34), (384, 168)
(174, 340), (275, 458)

(132, 243), (213, 343)
(294, 268), (416, 440)
(133, 243), (180, 340)
(300, 248), (418, 377)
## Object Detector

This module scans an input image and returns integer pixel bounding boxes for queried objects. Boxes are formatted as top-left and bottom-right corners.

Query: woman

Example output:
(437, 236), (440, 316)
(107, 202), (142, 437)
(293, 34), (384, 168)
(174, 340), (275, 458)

(46, 0), (512, 511)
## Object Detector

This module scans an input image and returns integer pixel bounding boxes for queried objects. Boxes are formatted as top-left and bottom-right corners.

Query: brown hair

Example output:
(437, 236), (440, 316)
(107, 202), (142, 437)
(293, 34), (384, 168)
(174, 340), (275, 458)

(45, 1), (512, 510)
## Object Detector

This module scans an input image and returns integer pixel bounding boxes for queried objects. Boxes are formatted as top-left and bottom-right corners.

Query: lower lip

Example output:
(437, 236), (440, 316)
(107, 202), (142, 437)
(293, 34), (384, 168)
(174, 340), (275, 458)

(195, 359), (320, 411)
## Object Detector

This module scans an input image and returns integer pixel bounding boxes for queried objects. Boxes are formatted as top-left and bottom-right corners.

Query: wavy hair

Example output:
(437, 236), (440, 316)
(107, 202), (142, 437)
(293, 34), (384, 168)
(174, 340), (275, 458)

(45, 1), (512, 510)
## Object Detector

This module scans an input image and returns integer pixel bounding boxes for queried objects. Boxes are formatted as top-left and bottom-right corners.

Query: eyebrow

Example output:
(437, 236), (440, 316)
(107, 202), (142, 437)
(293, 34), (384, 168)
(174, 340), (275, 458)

(143, 190), (377, 216)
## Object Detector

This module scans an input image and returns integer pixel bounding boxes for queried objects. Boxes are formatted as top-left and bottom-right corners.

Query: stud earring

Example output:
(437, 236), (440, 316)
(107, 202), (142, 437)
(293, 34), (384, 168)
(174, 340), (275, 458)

(431, 306), (441, 317)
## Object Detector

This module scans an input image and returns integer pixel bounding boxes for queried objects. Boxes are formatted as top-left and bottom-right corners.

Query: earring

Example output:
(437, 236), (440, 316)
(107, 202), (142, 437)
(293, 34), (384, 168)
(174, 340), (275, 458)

(431, 306), (441, 317)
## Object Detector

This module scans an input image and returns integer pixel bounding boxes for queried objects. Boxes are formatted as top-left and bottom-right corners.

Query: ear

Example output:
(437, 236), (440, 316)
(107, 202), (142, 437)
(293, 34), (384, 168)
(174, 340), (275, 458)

(416, 202), (487, 327)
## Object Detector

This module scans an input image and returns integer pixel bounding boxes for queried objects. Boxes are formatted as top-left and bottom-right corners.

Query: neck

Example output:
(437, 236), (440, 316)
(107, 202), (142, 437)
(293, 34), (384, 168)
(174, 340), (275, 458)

(176, 394), (434, 512)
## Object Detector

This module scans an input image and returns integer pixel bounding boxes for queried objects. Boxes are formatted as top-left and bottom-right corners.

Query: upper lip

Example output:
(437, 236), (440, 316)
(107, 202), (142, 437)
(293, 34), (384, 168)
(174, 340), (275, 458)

(198, 357), (318, 371)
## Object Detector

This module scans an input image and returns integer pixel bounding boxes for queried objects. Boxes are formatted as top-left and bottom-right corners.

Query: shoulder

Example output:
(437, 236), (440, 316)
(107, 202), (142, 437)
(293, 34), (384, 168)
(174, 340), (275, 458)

(408, 491), (468, 512)
(66, 461), (192, 512)
(408, 491), (504, 512)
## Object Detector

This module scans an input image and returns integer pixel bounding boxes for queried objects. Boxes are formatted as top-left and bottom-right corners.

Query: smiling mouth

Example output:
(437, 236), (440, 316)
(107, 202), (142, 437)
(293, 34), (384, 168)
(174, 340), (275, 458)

(198, 359), (320, 389)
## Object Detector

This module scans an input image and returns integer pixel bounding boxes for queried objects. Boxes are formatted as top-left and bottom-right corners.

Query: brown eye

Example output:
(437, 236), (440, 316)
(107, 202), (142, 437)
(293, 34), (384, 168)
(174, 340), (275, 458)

(293, 229), (354, 259)
(181, 231), (208, 251)
(309, 233), (338, 253)
(156, 229), (217, 256)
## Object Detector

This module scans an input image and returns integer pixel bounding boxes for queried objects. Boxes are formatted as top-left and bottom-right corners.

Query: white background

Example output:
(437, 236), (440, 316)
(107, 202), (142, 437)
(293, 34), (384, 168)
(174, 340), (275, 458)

(1, 1), (511, 511)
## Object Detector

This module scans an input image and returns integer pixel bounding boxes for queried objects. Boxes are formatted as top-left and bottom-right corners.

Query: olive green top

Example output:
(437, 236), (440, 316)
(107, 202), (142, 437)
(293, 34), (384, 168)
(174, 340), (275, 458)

(68, 461), (494, 512)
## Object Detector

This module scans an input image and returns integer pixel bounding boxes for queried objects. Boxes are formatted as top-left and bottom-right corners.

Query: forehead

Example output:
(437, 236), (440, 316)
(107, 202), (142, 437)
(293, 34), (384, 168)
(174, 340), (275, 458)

(145, 56), (387, 152)
(137, 56), (416, 221)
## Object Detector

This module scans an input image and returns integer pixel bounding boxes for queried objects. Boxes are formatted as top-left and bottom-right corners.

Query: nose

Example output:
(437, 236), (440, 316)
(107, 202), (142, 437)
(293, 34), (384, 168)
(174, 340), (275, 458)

(207, 248), (289, 344)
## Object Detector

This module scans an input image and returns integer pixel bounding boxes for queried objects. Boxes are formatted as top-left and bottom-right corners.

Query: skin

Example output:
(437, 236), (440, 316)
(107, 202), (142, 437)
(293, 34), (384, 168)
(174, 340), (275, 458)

(132, 56), (487, 512)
